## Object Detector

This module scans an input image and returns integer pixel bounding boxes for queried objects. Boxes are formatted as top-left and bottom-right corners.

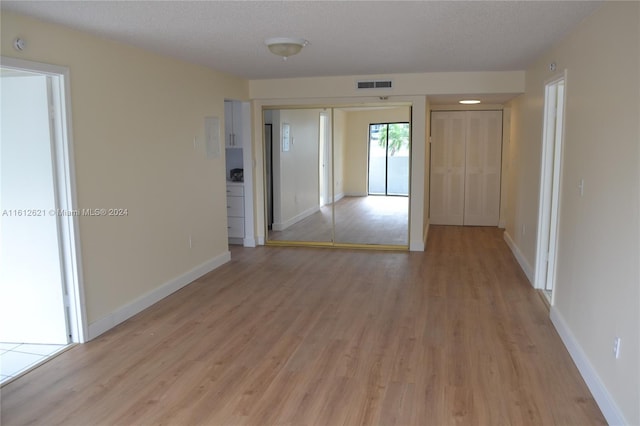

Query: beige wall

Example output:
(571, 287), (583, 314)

(506, 2), (639, 424)
(1, 12), (249, 329)
(342, 107), (412, 196)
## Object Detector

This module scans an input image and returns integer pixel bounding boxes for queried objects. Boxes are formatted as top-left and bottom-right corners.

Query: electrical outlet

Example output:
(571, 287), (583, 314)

(613, 337), (621, 359)
(521, 224), (526, 235)
(189, 235), (193, 249)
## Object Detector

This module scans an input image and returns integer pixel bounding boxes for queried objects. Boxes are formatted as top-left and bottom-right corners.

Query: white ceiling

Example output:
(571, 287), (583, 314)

(2, 1), (602, 81)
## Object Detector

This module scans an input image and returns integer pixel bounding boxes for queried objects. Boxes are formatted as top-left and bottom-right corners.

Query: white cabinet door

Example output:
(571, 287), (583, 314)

(430, 111), (466, 225)
(224, 101), (243, 148)
(226, 196), (244, 217)
(464, 111), (502, 226)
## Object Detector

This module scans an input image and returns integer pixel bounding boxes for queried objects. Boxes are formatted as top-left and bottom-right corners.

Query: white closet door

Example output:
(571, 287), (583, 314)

(463, 111), (503, 226)
(430, 112), (466, 225)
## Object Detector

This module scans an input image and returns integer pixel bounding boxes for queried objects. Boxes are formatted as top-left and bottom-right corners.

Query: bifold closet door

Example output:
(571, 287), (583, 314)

(464, 111), (502, 226)
(430, 112), (466, 225)
(429, 110), (502, 226)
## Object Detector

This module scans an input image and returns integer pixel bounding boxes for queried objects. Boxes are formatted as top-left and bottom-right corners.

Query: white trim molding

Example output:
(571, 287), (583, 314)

(88, 251), (231, 340)
(503, 231), (534, 285)
(550, 307), (628, 426)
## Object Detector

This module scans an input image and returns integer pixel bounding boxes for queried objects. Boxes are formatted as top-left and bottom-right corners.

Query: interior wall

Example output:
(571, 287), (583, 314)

(506, 2), (639, 424)
(504, 96), (522, 256)
(1, 12), (249, 329)
(343, 107), (412, 196)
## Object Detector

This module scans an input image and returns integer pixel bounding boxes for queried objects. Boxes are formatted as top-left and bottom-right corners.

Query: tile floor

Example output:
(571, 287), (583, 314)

(0, 342), (68, 386)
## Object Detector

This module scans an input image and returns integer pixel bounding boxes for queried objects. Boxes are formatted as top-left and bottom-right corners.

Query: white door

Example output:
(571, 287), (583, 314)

(0, 72), (69, 344)
(430, 112), (466, 225)
(463, 111), (503, 226)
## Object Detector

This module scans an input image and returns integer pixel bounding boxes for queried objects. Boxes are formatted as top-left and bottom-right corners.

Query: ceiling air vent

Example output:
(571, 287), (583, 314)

(356, 80), (393, 89)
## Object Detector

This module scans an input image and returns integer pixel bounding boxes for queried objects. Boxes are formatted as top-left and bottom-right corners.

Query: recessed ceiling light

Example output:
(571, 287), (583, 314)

(459, 99), (481, 104)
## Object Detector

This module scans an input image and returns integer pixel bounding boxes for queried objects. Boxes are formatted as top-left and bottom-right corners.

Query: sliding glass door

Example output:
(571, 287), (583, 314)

(368, 123), (410, 196)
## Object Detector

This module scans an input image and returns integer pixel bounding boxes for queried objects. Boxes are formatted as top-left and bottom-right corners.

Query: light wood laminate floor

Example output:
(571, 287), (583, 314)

(269, 196), (409, 246)
(0, 226), (605, 425)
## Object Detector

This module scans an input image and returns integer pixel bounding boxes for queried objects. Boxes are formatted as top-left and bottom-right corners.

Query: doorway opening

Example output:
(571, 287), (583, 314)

(535, 73), (566, 303)
(368, 122), (410, 196)
(0, 57), (86, 386)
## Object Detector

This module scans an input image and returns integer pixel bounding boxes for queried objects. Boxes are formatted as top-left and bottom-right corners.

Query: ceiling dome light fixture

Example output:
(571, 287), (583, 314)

(459, 99), (481, 104)
(265, 37), (309, 60)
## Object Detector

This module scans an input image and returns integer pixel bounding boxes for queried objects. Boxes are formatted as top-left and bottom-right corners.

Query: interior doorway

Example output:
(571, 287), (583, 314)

(535, 73), (566, 302)
(0, 57), (86, 385)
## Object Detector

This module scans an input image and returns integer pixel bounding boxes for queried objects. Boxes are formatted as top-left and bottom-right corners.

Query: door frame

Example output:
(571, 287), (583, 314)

(534, 70), (568, 299)
(2, 56), (88, 343)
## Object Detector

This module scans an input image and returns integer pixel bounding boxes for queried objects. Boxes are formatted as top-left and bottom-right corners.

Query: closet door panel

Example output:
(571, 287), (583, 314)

(430, 112), (465, 225)
(463, 111), (502, 226)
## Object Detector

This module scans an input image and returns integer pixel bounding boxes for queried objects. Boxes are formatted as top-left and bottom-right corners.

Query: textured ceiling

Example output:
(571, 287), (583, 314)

(2, 1), (602, 80)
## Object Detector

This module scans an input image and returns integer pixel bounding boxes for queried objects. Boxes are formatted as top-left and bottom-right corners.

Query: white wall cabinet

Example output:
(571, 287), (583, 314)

(226, 183), (245, 241)
(224, 100), (243, 148)
(430, 110), (502, 226)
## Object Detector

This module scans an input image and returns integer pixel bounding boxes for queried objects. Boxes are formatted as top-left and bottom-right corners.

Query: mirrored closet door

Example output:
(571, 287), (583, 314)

(264, 105), (411, 249)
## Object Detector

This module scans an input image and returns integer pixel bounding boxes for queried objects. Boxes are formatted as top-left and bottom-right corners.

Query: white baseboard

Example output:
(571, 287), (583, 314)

(243, 237), (257, 247)
(503, 231), (534, 285)
(550, 307), (627, 426)
(257, 236), (265, 245)
(344, 192), (368, 197)
(272, 206), (319, 231)
(333, 192), (344, 203)
(88, 251), (231, 340)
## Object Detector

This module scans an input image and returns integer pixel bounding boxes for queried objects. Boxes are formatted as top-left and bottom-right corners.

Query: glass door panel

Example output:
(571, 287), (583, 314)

(368, 124), (387, 195)
(386, 123), (410, 196)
